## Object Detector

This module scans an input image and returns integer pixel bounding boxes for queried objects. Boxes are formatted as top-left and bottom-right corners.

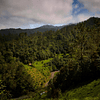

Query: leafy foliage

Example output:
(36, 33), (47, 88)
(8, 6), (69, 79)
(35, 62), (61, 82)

(0, 17), (100, 99)
(47, 17), (100, 98)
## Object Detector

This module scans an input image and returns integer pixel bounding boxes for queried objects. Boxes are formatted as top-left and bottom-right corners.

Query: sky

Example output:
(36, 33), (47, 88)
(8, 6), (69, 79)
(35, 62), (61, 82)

(0, 0), (100, 29)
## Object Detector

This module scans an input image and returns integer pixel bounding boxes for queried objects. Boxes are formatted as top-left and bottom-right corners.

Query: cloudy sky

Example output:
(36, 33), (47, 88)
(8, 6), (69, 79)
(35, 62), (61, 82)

(0, 0), (100, 29)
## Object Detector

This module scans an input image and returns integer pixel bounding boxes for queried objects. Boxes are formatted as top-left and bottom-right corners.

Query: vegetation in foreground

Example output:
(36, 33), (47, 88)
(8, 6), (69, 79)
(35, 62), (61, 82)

(0, 17), (100, 100)
(18, 79), (100, 100)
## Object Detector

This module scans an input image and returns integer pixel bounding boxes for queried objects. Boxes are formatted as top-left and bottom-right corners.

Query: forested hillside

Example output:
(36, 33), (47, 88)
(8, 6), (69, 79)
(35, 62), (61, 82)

(0, 17), (100, 100)
(0, 24), (65, 36)
(47, 17), (100, 98)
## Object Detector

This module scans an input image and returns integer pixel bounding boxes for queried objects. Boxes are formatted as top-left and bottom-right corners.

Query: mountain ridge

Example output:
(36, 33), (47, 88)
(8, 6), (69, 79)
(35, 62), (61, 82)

(0, 24), (65, 35)
(0, 17), (100, 36)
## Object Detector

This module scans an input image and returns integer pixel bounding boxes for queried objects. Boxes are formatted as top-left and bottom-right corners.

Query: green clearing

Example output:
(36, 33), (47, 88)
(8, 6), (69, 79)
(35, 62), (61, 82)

(33, 53), (64, 69)
(33, 58), (53, 69)
(23, 55), (64, 89)
(32, 58), (53, 79)
(32, 54), (64, 74)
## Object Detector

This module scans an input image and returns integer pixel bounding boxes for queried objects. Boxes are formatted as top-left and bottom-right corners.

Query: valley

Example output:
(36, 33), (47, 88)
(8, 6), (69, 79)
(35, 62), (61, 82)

(0, 17), (100, 100)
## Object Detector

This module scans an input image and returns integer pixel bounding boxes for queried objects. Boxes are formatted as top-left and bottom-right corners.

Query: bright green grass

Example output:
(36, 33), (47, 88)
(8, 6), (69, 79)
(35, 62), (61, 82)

(33, 53), (68, 70)
(33, 58), (53, 69)
(32, 53), (64, 74)
(30, 54), (64, 84)
(61, 79), (100, 100)
(32, 58), (53, 78)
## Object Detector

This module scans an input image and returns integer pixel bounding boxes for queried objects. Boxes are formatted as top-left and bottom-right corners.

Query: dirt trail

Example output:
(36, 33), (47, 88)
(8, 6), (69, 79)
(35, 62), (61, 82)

(11, 71), (59, 99)
(45, 71), (59, 87)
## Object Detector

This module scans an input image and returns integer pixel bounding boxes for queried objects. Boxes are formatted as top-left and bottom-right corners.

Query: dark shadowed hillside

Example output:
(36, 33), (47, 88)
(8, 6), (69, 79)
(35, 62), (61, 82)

(0, 25), (64, 36)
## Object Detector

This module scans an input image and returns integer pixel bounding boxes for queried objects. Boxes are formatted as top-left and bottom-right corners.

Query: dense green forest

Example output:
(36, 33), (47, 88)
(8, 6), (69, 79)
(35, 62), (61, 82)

(0, 17), (100, 100)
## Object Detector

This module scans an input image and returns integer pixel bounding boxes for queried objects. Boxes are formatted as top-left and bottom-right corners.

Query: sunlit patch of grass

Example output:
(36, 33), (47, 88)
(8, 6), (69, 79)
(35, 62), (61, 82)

(61, 79), (100, 100)
(33, 58), (53, 69)
(24, 65), (49, 89)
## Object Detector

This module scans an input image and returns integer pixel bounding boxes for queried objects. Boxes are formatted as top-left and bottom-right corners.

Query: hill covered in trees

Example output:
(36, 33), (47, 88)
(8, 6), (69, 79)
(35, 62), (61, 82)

(0, 17), (100, 99)
(0, 24), (65, 36)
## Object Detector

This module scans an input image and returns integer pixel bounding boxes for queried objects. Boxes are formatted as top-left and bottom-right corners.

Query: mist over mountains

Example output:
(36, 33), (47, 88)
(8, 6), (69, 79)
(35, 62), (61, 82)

(0, 24), (66, 36)
(0, 17), (99, 36)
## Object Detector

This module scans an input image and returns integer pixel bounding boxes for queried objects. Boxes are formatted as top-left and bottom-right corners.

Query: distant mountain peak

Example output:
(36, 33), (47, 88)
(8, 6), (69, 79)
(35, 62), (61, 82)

(39, 25), (55, 28)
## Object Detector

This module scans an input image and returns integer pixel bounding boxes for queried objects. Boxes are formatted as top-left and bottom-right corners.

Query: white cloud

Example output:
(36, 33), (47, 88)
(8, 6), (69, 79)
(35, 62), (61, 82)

(0, 0), (73, 29)
(68, 14), (91, 24)
(78, 0), (100, 12)
(77, 14), (91, 22)
(94, 13), (100, 18)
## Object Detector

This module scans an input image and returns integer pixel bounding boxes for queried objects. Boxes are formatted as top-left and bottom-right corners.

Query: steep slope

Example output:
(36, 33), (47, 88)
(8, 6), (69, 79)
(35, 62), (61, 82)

(61, 79), (100, 100)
